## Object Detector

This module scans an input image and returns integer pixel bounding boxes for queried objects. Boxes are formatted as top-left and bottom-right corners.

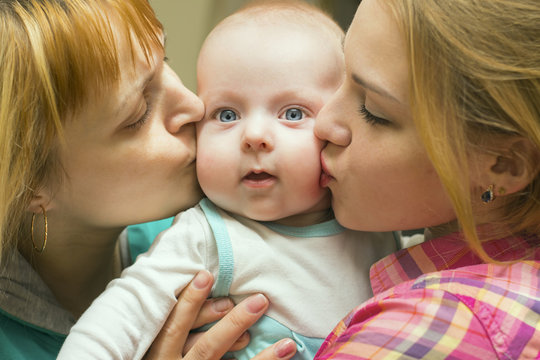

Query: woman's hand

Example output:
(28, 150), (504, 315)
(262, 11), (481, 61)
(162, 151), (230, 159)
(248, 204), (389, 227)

(145, 270), (297, 359)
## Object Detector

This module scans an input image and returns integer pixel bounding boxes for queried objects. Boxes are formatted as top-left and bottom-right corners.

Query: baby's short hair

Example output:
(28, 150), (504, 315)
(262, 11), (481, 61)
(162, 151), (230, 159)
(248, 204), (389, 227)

(213, 0), (344, 44)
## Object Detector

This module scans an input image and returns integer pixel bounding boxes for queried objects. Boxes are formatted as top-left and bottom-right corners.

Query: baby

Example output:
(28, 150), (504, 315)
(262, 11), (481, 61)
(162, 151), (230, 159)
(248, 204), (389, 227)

(58, 1), (398, 359)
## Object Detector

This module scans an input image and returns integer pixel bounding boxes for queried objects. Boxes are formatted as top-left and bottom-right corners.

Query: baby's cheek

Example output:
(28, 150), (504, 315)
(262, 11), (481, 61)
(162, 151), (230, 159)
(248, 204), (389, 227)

(195, 152), (215, 188)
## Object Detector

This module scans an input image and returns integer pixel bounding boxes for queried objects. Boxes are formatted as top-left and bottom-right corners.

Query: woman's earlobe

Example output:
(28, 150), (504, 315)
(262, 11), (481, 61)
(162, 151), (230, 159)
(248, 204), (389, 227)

(27, 192), (52, 214)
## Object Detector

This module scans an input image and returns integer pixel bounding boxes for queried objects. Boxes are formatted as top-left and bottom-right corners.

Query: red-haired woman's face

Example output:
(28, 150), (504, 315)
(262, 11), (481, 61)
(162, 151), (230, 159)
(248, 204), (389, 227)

(49, 31), (204, 229)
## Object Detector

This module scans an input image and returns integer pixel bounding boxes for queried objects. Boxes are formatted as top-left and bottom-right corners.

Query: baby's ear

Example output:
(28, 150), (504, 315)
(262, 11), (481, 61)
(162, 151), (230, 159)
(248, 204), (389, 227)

(484, 137), (540, 196)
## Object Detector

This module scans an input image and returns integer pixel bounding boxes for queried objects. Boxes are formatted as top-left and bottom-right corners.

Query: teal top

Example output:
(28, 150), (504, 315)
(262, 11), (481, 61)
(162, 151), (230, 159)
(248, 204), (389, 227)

(0, 222), (172, 360)
(126, 217), (174, 263)
(0, 313), (65, 360)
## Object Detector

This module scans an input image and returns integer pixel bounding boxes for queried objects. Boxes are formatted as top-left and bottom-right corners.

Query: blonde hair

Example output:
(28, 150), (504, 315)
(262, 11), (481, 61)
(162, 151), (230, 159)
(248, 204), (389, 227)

(386, 0), (540, 260)
(0, 0), (162, 259)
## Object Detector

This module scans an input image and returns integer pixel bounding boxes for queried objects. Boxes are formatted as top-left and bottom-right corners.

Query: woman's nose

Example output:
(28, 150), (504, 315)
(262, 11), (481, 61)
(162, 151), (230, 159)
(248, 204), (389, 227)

(242, 116), (274, 152)
(314, 88), (351, 147)
(164, 66), (204, 134)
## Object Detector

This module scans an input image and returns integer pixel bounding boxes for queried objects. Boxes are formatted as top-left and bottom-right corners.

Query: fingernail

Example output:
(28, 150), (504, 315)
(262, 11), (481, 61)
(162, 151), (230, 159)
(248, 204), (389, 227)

(237, 331), (249, 342)
(212, 298), (234, 313)
(275, 339), (296, 359)
(193, 271), (211, 289)
(245, 294), (267, 314)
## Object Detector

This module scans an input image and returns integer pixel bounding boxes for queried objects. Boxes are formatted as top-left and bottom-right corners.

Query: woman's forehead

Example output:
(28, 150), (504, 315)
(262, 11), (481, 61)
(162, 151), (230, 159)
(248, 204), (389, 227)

(345, 0), (409, 105)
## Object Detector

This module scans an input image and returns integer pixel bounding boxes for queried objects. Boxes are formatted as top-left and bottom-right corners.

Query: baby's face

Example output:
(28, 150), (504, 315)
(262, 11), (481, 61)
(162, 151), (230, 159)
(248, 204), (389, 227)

(196, 21), (343, 224)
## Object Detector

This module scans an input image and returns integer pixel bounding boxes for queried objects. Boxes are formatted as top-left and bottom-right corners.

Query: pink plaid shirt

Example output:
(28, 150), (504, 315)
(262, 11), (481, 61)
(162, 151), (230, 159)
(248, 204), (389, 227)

(315, 232), (540, 359)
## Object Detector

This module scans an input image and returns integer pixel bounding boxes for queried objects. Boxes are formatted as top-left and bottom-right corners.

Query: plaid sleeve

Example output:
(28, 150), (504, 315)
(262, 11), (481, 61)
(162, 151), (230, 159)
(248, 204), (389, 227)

(314, 288), (496, 359)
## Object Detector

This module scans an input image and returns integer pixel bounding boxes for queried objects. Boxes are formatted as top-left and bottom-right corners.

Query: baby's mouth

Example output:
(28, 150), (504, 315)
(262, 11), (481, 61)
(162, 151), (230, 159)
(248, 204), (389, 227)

(243, 171), (274, 181)
(242, 171), (276, 188)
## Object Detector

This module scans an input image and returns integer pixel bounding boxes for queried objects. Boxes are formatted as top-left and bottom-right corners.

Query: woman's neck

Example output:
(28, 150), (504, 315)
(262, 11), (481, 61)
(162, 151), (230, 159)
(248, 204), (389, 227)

(20, 221), (124, 319)
(426, 220), (459, 240)
(426, 199), (511, 242)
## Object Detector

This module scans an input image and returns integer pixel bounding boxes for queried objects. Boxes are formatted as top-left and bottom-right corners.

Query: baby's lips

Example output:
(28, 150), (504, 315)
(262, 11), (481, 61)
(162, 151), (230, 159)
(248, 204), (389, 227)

(243, 171), (274, 181)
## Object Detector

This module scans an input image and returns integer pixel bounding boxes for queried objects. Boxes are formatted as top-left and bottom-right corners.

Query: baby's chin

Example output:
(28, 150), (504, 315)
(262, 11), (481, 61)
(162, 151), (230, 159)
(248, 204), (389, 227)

(236, 208), (288, 222)
(208, 192), (331, 224)
(216, 203), (288, 223)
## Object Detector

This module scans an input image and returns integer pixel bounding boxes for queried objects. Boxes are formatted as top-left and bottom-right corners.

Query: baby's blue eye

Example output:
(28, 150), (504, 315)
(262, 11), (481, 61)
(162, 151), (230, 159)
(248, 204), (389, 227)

(219, 110), (237, 122)
(285, 108), (303, 121)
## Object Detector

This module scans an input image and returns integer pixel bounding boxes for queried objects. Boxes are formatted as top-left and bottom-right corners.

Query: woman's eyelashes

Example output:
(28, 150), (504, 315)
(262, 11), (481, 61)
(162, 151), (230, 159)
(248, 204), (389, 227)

(125, 56), (168, 131)
(126, 99), (152, 131)
(359, 104), (391, 126)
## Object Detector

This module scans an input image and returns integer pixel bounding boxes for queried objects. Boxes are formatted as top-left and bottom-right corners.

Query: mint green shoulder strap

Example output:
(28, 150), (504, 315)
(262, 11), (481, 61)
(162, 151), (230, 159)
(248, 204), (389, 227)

(199, 198), (234, 297)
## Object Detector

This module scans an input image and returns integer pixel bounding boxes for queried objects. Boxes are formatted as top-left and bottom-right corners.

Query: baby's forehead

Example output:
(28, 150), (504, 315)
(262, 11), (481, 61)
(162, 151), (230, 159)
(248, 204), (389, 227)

(200, 19), (342, 71)
(210, 18), (322, 42)
(208, 3), (344, 45)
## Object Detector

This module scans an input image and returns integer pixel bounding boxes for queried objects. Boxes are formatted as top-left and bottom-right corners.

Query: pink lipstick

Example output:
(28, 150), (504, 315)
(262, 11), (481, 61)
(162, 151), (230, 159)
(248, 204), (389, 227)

(319, 155), (334, 187)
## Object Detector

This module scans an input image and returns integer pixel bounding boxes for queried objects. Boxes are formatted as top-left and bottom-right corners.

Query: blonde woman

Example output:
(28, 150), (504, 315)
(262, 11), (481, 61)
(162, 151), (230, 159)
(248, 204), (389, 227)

(312, 0), (540, 358)
(0, 1), (284, 359)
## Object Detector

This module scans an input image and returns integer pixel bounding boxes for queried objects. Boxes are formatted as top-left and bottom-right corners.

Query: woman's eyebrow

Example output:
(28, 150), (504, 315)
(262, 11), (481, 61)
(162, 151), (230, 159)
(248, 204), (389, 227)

(352, 73), (402, 104)
(114, 66), (155, 119)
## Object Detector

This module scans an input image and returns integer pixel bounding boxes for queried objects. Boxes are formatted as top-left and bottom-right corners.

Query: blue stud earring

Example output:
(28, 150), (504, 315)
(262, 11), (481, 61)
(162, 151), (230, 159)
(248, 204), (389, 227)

(481, 184), (495, 203)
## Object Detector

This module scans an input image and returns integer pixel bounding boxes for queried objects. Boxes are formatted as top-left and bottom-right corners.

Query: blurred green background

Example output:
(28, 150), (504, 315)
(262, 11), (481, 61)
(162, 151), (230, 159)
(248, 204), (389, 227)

(150, 0), (360, 92)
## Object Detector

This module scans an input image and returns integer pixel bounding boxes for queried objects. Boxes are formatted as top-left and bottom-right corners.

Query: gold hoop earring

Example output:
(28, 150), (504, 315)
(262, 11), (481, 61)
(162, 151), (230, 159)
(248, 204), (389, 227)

(481, 184), (495, 204)
(31, 205), (48, 253)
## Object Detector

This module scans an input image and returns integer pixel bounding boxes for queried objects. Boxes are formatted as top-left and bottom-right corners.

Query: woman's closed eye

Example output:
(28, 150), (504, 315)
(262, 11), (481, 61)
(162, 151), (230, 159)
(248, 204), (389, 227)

(359, 104), (390, 126)
(125, 55), (170, 131)
(126, 98), (153, 131)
